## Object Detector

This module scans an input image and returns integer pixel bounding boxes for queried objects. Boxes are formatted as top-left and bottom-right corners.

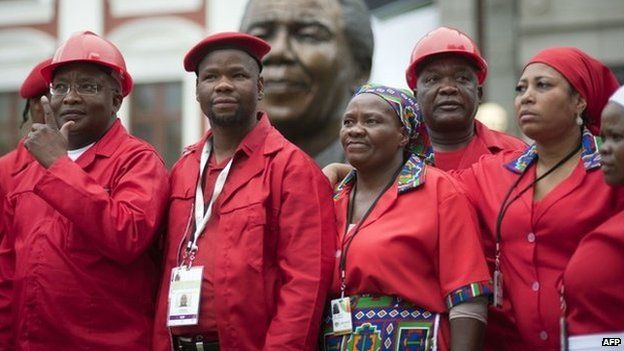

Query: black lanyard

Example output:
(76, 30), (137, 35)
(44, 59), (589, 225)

(494, 134), (582, 270)
(338, 166), (402, 297)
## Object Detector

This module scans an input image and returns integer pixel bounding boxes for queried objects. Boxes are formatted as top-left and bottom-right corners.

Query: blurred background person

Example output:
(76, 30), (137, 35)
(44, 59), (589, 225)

(240, 0), (374, 167)
(561, 86), (624, 351)
(0, 58), (50, 203)
(324, 84), (491, 351)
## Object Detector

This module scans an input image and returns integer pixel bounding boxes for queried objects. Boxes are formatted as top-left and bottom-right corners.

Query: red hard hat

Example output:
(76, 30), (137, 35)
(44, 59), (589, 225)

(20, 58), (52, 99)
(41, 31), (133, 96)
(405, 27), (487, 90)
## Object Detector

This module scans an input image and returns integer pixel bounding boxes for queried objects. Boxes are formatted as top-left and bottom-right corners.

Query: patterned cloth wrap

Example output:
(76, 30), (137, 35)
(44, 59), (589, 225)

(353, 84), (434, 163)
(322, 295), (440, 351)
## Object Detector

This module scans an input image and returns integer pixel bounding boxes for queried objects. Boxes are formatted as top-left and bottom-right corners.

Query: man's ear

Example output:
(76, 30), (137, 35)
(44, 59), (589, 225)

(257, 76), (264, 100)
(112, 91), (122, 114)
(195, 77), (200, 102)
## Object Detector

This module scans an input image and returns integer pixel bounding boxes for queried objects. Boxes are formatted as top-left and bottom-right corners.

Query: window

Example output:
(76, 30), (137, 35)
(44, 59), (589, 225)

(130, 82), (182, 168)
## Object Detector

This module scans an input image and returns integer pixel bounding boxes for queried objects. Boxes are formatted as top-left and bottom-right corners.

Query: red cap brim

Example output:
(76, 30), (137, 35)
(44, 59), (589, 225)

(184, 31), (271, 72)
(20, 58), (52, 99)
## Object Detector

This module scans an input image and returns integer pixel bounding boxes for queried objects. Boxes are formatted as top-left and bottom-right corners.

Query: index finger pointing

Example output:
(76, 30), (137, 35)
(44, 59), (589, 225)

(40, 96), (58, 130)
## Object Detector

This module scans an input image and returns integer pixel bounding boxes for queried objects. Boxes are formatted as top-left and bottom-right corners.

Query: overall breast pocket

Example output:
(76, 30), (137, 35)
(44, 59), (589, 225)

(221, 202), (267, 272)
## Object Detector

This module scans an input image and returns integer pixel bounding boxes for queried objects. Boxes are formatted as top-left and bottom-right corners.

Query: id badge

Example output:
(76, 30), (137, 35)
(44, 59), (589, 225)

(167, 266), (203, 327)
(331, 297), (353, 335)
(493, 270), (503, 308)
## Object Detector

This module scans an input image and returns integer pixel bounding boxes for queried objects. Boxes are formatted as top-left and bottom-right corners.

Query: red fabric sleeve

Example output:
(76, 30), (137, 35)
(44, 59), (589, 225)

(263, 155), (336, 351)
(437, 184), (492, 308)
(0, 198), (15, 350)
(33, 153), (169, 264)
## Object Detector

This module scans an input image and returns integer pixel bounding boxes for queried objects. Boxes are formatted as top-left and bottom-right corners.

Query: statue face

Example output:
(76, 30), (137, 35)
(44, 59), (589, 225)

(242, 0), (359, 138)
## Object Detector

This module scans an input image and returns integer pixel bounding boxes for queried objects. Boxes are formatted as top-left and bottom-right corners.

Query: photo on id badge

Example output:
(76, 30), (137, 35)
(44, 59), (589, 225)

(167, 266), (203, 326)
(331, 297), (353, 335)
(332, 299), (351, 315)
(171, 291), (196, 313)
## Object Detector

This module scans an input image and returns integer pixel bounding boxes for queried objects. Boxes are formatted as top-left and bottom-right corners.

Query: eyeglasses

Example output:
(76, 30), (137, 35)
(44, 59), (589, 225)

(49, 81), (102, 96)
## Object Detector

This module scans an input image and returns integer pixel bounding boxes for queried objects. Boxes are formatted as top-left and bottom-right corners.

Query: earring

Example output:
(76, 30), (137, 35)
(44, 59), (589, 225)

(258, 92), (264, 101)
(576, 114), (583, 126)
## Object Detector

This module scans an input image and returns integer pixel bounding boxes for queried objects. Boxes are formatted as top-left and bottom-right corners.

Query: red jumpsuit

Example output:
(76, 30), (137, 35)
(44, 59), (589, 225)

(329, 155), (491, 351)
(453, 129), (624, 350)
(434, 120), (526, 171)
(152, 114), (336, 351)
(0, 140), (33, 241)
(0, 140), (32, 200)
(0, 120), (169, 351)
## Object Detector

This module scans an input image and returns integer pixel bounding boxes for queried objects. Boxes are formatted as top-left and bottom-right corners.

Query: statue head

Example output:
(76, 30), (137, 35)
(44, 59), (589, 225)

(241, 0), (374, 146)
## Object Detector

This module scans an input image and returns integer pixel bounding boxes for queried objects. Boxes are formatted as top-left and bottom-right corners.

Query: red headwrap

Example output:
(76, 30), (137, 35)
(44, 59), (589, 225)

(524, 47), (620, 135)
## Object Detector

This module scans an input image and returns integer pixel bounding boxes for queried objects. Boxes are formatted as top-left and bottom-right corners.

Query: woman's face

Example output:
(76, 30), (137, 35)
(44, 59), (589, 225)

(340, 93), (407, 170)
(514, 63), (586, 141)
(599, 102), (624, 186)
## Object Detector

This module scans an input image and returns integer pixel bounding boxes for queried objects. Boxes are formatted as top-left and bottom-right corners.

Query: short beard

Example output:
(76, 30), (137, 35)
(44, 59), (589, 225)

(207, 108), (249, 127)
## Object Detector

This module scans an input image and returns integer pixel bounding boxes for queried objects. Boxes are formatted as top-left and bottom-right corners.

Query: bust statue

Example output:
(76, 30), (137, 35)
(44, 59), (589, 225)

(241, 0), (374, 166)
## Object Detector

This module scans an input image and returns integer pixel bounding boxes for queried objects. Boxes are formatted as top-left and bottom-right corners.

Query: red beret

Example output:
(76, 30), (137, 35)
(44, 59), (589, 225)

(184, 31), (271, 72)
(20, 58), (52, 99)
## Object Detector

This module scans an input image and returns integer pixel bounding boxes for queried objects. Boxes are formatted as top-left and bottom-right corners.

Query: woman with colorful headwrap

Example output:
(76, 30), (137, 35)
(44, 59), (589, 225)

(560, 86), (624, 351)
(322, 84), (491, 351)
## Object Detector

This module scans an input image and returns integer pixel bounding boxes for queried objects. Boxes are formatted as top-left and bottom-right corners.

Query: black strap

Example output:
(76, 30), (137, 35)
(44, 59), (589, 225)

(339, 166), (402, 278)
(495, 134), (583, 249)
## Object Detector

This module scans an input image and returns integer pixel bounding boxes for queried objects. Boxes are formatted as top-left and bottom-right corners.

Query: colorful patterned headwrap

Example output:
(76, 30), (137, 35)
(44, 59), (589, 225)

(353, 84), (434, 162)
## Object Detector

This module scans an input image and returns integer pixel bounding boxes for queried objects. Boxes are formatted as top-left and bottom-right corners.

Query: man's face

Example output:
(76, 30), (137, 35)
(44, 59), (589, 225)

(195, 49), (263, 128)
(242, 0), (358, 137)
(50, 62), (121, 149)
(415, 55), (481, 133)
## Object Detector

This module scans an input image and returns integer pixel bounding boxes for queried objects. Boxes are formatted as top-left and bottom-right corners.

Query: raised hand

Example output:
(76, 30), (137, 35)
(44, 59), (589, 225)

(24, 96), (75, 168)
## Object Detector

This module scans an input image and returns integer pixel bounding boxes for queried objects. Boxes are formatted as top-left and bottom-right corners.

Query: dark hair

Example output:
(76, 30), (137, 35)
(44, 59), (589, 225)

(21, 99), (30, 126)
(339, 0), (374, 77)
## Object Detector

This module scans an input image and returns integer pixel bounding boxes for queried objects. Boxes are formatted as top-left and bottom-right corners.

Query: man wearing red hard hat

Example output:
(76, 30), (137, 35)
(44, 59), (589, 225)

(0, 31), (169, 350)
(152, 31), (335, 351)
(406, 27), (527, 351)
(406, 26), (525, 171)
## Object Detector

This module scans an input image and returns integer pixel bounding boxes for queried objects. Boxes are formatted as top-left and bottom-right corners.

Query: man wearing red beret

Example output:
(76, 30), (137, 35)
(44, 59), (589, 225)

(152, 32), (336, 351)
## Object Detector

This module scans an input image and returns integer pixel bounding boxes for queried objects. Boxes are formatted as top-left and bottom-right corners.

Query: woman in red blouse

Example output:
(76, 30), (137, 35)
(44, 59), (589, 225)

(450, 47), (623, 351)
(561, 86), (624, 351)
(322, 84), (491, 351)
